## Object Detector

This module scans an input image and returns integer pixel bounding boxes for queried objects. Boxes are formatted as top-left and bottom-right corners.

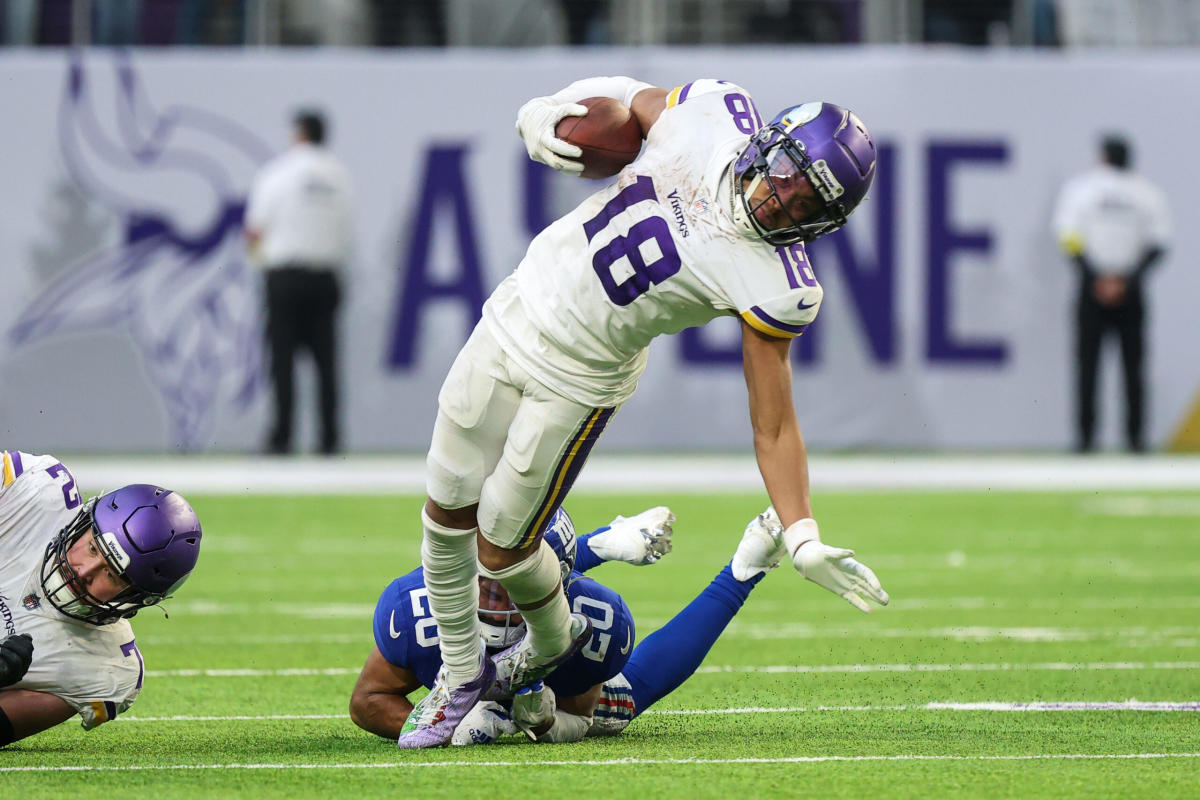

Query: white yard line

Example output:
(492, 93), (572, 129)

(142, 661), (1200, 678)
(694, 661), (1200, 674)
(113, 701), (1200, 723)
(3, 753), (1199, 772)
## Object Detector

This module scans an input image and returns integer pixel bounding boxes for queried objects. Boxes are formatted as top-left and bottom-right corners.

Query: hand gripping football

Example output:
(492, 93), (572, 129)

(555, 97), (643, 179)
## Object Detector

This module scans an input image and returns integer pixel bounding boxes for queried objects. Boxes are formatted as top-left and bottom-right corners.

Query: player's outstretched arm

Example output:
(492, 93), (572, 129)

(348, 648), (423, 739)
(578, 506), (675, 569)
(0, 689), (74, 746)
(740, 322), (813, 526)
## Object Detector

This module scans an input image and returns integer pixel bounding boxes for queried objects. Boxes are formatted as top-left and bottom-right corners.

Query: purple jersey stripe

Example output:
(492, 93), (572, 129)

(517, 407), (614, 549)
(749, 306), (809, 335)
(8, 451), (24, 478)
(677, 82), (694, 104)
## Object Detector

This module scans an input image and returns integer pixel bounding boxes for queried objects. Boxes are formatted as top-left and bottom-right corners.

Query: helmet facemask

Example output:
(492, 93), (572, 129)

(40, 498), (167, 626)
(477, 577), (526, 650)
(731, 101), (875, 246)
(734, 130), (849, 245)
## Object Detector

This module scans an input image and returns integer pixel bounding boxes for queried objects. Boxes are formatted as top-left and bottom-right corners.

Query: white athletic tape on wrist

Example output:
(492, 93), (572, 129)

(781, 518), (820, 562)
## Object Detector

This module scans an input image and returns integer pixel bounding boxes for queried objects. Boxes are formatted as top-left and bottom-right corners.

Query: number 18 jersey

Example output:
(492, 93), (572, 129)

(484, 79), (823, 408)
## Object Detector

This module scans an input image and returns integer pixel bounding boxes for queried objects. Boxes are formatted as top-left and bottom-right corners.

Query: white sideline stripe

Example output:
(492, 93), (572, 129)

(695, 662), (1200, 674)
(650, 701), (1200, 714)
(143, 661), (1200, 678)
(115, 701), (1200, 722)
(62, 453), (1200, 493)
(4, 753), (1199, 772)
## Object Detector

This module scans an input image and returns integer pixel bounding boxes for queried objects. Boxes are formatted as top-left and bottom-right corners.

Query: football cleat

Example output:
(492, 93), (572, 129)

(588, 506), (675, 565)
(397, 657), (497, 749)
(731, 506), (787, 581)
(485, 612), (593, 701)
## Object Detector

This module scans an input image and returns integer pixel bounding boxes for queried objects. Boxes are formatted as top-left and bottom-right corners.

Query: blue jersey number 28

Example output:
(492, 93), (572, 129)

(582, 176), (681, 307)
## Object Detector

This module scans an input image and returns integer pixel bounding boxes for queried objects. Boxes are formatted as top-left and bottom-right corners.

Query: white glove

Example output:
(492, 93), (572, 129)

(516, 96), (587, 175)
(783, 519), (890, 613)
(587, 506), (675, 565)
(510, 680), (557, 741)
(451, 701), (518, 746)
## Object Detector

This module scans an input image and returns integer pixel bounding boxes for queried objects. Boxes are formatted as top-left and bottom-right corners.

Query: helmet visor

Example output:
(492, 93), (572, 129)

(738, 133), (849, 245)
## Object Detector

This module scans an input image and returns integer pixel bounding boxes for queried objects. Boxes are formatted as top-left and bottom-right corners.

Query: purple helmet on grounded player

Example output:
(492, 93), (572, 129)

(41, 484), (203, 625)
(477, 507), (577, 649)
(732, 101), (876, 245)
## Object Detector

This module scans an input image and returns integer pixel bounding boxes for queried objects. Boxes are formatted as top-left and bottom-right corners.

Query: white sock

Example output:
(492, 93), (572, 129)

(420, 508), (482, 685)
(481, 540), (572, 662)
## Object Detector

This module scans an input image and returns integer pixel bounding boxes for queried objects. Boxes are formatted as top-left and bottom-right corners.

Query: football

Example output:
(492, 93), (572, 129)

(555, 96), (643, 179)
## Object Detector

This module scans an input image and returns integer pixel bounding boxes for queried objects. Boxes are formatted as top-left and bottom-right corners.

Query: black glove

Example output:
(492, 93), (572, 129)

(0, 634), (34, 688)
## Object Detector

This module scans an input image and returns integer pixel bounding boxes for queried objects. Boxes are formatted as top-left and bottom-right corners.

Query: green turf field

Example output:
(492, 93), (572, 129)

(4, 490), (1198, 798)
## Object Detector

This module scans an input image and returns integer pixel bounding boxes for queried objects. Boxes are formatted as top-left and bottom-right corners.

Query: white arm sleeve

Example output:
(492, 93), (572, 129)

(537, 710), (593, 743)
(550, 76), (656, 108)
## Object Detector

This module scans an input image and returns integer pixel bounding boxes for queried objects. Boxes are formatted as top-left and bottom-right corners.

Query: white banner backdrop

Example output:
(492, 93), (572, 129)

(1, 48), (1197, 453)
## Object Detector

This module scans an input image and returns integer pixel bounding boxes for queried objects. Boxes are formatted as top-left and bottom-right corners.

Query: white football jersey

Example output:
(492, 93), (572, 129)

(1052, 164), (1170, 275)
(0, 451), (142, 730)
(485, 80), (823, 408)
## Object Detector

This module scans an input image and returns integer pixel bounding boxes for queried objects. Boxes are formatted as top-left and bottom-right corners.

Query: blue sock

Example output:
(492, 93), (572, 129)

(622, 563), (762, 716)
(574, 528), (609, 573)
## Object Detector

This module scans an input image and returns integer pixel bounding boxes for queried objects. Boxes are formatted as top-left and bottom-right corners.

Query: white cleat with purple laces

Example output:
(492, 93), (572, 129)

(396, 657), (497, 749)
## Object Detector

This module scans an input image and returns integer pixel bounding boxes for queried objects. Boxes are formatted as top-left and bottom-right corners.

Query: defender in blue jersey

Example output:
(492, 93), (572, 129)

(351, 506), (672, 742)
(351, 506), (889, 745)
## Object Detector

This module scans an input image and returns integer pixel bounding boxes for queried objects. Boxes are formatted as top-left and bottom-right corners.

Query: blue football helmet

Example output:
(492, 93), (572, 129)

(732, 101), (876, 245)
(478, 507), (577, 650)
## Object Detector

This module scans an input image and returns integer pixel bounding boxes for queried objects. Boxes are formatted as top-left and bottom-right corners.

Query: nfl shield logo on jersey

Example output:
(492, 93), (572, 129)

(23, 593), (41, 610)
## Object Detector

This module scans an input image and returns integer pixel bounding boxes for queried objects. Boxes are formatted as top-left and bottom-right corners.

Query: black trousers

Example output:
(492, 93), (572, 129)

(1075, 287), (1145, 452)
(265, 267), (341, 453)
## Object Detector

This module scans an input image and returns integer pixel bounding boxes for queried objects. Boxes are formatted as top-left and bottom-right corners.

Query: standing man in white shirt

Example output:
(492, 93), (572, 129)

(1053, 135), (1170, 453)
(244, 110), (355, 455)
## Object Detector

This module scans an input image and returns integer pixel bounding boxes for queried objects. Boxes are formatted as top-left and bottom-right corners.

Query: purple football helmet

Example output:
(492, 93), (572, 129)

(732, 101), (876, 245)
(478, 507), (577, 649)
(41, 484), (202, 625)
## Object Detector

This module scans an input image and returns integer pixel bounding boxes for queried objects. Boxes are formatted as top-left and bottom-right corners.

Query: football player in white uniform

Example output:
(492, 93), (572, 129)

(403, 77), (883, 748)
(0, 450), (202, 745)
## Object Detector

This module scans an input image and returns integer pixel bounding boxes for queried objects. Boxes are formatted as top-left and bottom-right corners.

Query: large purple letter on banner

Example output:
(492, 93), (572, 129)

(926, 141), (1008, 364)
(804, 141), (897, 365)
(387, 145), (487, 368)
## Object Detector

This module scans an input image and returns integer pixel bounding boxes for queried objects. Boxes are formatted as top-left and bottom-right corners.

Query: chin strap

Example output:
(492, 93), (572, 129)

(719, 163), (758, 240)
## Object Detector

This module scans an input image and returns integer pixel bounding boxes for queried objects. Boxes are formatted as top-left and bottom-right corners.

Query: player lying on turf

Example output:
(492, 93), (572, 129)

(351, 506), (669, 742)
(0, 450), (203, 746)
(351, 507), (887, 744)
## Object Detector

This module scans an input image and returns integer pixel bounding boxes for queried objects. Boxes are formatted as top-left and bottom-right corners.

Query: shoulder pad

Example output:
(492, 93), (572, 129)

(665, 79), (750, 109)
